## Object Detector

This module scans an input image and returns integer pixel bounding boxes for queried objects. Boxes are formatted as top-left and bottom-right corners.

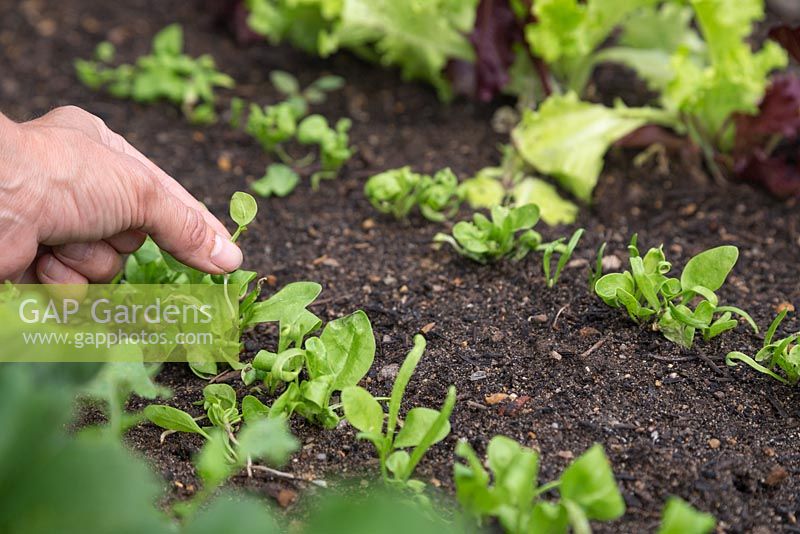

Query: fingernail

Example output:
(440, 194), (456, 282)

(210, 234), (243, 272)
(58, 242), (92, 262)
(42, 256), (71, 282)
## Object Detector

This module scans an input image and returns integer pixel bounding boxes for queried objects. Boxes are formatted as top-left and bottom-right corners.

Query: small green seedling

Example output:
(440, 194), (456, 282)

(122, 192), (263, 377)
(230, 191), (258, 241)
(455, 438), (625, 534)
(251, 163), (300, 198)
(75, 24), (234, 124)
(434, 204), (543, 264)
(145, 383), (298, 508)
(589, 241), (608, 291)
(341, 335), (456, 490)
(296, 114), (354, 188)
(657, 497), (716, 534)
(726, 310), (800, 385)
(233, 71), (351, 191)
(595, 236), (757, 348)
(246, 283), (377, 428)
(541, 228), (584, 288)
(364, 167), (462, 222)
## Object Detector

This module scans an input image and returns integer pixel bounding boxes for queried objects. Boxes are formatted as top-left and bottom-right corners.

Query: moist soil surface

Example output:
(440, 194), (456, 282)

(3, 1), (800, 532)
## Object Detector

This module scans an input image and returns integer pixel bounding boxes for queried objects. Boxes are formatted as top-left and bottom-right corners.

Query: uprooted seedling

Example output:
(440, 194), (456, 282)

(455, 438), (625, 533)
(75, 24), (234, 124)
(726, 310), (800, 385)
(594, 235), (757, 348)
(342, 334), (456, 491)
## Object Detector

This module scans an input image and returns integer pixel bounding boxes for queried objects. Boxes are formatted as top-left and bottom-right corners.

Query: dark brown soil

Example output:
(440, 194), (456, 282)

(3, 1), (800, 532)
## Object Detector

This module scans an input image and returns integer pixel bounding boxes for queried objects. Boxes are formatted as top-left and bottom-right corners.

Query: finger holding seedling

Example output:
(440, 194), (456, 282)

(0, 107), (243, 283)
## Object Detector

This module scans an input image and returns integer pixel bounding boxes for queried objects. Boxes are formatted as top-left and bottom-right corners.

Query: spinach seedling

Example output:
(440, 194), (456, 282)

(145, 383), (299, 510)
(455, 438), (625, 534)
(595, 236), (757, 348)
(75, 24), (234, 124)
(434, 204), (543, 264)
(122, 192), (264, 377)
(247, 283), (376, 428)
(589, 241), (608, 291)
(364, 167), (462, 222)
(230, 191), (258, 242)
(342, 335), (456, 491)
(726, 310), (800, 385)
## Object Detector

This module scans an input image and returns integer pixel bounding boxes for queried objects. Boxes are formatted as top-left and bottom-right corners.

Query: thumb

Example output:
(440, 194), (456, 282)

(138, 181), (243, 274)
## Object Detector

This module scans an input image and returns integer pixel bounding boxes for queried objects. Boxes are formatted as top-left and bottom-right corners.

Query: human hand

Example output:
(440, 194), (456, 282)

(0, 106), (243, 283)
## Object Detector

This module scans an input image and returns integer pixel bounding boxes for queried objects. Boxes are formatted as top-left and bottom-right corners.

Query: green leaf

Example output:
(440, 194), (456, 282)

(388, 335), (426, 436)
(460, 173), (506, 210)
(249, 282), (322, 343)
(237, 417), (299, 466)
(658, 497), (716, 534)
(230, 191), (258, 228)
(513, 178), (579, 226)
(241, 395), (270, 424)
(594, 272), (634, 307)
(386, 450), (411, 477)
(182, 493), (281, 534)
(152, 24), (183, 56)
(512, 93), (671, 201)
(203, 384), (237, 411)
(681, 245), (738, 293)
(144, 405), (209, 439)
(252, 164), (300, 198)
(394, 407), (450, 448)
(560, 444), (625, 521)
(333, 0), (477, 100)
(402, 385), (456, 482)
(297, 114), (330, 144)
(487, 435), (539, 505)
(529, 502), (569, 534)
(342, 386), (384, 435)
(310, 74), (345, 91)
(321, 310), (376, 390)
(195, 429), (234, 489)
(269, 70), (300, 95)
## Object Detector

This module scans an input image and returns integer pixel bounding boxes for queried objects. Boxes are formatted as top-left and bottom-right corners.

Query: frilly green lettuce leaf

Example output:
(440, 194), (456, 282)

(511, 92), (674, 201)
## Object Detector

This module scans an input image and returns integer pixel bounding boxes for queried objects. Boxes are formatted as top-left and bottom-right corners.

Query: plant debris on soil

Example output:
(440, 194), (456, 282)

(3, 1), (800, 532)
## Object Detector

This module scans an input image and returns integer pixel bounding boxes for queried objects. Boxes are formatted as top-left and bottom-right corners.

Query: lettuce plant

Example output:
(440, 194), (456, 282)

(595, 236), (757, 348)
(75, 24), (234, 124)
(364, 167), (462, 222)
(245, 0), (477, 100)
(726, 310), (800, 385)
(454, 438), (625, 533)
(341, 335), (456, 490)
(512, 0), (788, 202)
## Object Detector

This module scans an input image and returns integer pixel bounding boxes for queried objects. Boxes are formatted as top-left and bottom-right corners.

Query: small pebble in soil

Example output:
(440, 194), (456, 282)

(765, 466), (789, 487)
(470, 370), (487, 381)
(378, 364), (399, 382)
(316, 453), (327, 461)
(601, 255), (623, 271)
(708, 438), (721, 449)
(530, 314), (548, 323)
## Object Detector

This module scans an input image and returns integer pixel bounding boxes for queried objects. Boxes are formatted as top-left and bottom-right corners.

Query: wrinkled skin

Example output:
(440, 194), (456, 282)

(0, 106), (242, 283)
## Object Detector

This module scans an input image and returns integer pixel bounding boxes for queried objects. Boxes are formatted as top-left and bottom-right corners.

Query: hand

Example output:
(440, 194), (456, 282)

(0, 106), (243, 283)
